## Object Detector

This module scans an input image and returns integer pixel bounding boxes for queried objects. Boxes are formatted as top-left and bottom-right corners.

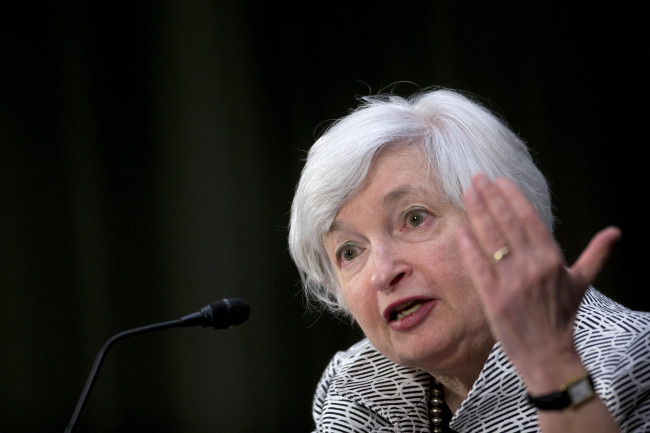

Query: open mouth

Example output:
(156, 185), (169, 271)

(391, 301), (424, 321)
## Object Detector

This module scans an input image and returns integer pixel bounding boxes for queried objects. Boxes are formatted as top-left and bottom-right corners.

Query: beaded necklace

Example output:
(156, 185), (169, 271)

(430, 378), (455, 433)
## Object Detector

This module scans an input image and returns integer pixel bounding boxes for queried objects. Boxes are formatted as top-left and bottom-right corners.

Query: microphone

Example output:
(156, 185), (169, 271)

(179, 298), (251, 328)
(64, 298), (250, 433)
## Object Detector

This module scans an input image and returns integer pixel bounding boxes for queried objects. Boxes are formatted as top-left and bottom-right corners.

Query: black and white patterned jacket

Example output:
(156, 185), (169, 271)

(311, 288), (650, 432)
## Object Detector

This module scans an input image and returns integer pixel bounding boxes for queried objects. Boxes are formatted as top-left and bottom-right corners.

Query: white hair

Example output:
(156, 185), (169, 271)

(288, 87), (553, 320)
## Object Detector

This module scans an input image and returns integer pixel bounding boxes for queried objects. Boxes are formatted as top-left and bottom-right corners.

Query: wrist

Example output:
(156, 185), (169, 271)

(527, 371), (596, 411)
(517, 347), (584, 394)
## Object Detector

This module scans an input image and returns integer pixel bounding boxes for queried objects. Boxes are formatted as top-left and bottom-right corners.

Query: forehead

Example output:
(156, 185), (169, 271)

(328, 146), (440, 231)
(363, 144), (433, 190)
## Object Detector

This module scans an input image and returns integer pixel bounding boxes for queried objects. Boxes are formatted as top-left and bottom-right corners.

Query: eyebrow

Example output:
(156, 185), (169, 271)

(382, 185), (419, 207)
(327, 184), (422, 234)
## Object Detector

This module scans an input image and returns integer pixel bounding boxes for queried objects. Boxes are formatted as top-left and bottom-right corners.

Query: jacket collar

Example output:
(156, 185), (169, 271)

(329, 339), (533, 432)
(330, 339), (433, 431)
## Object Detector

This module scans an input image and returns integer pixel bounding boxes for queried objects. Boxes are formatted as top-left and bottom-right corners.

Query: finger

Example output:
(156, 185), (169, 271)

(570, 226), (622, 287)
(467, 174), (528, 256)
(493, 177), (554, 248)
(463, 174), (509, 257)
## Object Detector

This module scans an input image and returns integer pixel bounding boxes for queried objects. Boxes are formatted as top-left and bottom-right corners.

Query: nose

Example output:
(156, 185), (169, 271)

(369, 243), (410, 291)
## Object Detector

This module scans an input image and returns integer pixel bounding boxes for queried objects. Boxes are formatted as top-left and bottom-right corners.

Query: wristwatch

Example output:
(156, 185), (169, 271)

(527, 372), (596, 410)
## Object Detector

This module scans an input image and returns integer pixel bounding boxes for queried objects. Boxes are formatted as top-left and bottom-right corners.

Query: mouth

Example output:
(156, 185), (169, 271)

(384, 298), (436, 331)
(385, 299), (428, 322)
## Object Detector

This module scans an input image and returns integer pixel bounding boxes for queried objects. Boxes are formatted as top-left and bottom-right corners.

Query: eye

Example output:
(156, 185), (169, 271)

(404, 208), (429, 227)
(336, 243), (360, 263)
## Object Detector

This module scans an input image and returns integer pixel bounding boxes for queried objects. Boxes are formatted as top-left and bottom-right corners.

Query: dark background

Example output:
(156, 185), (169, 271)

(1, 2), (646, 432)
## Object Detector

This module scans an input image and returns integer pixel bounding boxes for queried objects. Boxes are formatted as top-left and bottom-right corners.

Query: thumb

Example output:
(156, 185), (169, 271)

(570, 226), (622, 287)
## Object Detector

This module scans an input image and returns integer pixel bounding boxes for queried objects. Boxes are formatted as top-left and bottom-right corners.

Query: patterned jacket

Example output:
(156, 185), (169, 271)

(311, 288), (650, 432)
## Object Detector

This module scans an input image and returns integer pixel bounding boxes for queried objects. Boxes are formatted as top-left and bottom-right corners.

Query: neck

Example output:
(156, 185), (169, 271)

(435, 377), (468, 413)
(428, 340), (494, 413)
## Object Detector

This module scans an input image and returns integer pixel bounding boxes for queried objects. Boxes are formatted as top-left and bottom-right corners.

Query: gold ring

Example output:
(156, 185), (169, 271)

(492, 246), (511, 264)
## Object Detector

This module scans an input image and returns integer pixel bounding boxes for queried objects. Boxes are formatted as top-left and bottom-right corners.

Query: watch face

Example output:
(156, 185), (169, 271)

(568, 377), (595, 405)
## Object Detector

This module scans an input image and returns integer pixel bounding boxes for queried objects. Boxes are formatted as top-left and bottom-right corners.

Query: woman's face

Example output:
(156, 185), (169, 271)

(325, 145), (494, 374)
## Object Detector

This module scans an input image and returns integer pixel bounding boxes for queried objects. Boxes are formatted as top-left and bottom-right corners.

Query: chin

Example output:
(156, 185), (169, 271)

(387, 344), (440, 370)
(390, 333), (451, 367)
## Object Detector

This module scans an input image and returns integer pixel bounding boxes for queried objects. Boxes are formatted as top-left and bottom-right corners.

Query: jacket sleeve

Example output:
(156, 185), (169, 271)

(612, 326), (650, 432)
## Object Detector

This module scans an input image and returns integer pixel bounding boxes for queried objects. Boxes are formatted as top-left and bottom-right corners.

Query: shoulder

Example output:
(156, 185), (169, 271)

(312, 338), (390, 432)
(324, 338), (375, 371)
(576, 287), (650, 364)
(577, 288), (650, 334)
(575, 288), (650, 359)
(313, 338), (380, 403)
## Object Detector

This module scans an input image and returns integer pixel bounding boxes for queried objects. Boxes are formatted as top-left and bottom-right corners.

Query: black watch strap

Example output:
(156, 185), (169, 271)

(527, 372), (596, 411)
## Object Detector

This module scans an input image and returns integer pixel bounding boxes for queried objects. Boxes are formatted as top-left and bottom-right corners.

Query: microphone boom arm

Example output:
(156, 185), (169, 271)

(65, 319), (182, 433)
(64, 297), (250, 433)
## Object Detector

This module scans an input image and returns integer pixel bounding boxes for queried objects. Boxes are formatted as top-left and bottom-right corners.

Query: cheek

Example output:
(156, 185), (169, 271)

(422, 233), (465, 277)
(340, 281), (367, 310)
(426, 235), (480, 302)
(339, 278), (378, 325)
(438, 246), (487, 322)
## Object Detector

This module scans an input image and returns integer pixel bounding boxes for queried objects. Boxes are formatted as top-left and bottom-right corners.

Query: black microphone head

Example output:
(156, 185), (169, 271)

(201, 298), (250, 329)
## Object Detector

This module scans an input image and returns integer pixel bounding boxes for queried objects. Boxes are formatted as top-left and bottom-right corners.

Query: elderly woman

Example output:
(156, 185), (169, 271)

(288, 87), (650, 432)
